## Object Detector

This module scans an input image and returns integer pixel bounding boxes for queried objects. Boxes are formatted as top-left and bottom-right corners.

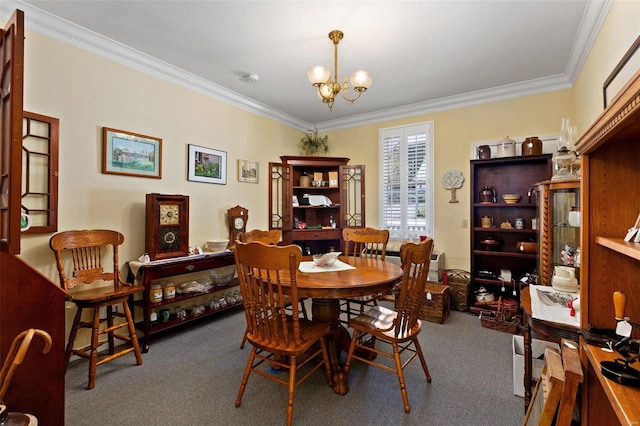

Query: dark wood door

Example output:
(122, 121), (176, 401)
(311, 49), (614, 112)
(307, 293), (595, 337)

(0, 9), (24, 255)
(0, 10), (66, 425)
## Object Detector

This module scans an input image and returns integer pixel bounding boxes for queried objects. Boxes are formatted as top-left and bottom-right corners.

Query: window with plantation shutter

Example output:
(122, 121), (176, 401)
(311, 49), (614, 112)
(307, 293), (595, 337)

(378, 122), (434, 241)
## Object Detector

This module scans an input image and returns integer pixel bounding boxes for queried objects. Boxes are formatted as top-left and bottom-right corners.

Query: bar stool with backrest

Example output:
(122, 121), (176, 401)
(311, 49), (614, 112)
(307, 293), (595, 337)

(340, 227), (390, 324)
(234, 241), (333, 426)
(344, 237), (434, 413)
(50, 229), (143, 390)
(236, 229), (309, 349)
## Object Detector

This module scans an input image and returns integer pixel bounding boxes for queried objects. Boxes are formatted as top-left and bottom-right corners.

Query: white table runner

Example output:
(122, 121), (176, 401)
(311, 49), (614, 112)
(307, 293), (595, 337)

(298, 259), (356, 273)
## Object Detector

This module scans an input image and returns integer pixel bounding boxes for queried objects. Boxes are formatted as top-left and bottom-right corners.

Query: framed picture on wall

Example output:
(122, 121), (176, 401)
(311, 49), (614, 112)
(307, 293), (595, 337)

(603, 35), (640, 108)
(102, 127), (162, 179)
(187, 144), (227, 184)
(238, 159), (259, 183)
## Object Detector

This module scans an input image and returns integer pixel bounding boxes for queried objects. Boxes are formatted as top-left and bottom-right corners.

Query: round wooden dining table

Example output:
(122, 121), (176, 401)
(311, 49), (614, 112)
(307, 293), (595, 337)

(293, 255), (403, 394)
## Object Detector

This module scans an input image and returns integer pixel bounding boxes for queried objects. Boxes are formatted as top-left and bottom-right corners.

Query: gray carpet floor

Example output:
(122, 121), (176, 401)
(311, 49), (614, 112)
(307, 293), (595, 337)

(65, 305), (525, 425)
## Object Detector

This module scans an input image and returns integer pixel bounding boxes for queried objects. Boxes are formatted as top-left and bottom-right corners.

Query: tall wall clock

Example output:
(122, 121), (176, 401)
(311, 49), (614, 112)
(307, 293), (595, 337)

(145, 193), (190, 260)
(227, 205), (248, 249)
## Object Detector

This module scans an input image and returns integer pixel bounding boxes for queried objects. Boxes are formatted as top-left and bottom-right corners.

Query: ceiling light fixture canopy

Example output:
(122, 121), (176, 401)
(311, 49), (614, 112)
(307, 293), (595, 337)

(307, 30), (373, 111)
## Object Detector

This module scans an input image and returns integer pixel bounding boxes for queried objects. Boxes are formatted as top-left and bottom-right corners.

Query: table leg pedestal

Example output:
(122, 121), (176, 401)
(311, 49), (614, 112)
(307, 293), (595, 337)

(312, 298), (351, 395)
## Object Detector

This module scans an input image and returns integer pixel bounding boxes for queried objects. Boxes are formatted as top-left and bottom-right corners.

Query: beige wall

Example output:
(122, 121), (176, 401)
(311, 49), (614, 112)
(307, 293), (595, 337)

(572, 0), (640, 133)
(19, 31), (301, 281)
(328, 91), (571, 268)
(17, 0), (638, 277)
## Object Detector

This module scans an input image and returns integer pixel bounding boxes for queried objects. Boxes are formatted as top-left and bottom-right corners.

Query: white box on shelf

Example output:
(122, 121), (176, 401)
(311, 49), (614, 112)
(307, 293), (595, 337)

(512, 335), (559, 397)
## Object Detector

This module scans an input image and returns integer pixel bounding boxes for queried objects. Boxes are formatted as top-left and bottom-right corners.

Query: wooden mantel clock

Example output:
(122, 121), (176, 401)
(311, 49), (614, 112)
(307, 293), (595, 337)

(227, 205), (248, 248)
(145, 193), (190, 260)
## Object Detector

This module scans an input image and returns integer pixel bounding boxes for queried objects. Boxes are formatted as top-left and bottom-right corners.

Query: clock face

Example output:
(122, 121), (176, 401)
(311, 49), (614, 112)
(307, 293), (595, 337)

(159, 227), (180, 251)
(160, 204), (180, 225)
(234, 217), (245, 230)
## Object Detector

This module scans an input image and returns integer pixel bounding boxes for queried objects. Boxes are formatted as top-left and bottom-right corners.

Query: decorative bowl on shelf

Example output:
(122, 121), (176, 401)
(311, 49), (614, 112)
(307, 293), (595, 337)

(205, 239), (229, 252)
(478, 236), (502, 251)
(502, 194), (521, 204)
(312, 252), (341, 267)
(210, 265), (236, 286)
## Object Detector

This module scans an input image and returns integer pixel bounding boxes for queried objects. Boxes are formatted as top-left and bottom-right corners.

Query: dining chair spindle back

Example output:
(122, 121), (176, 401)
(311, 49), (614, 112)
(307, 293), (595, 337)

(344, 237), (434, 413)
(234, 241), (333, 426)
(341, 227), (390, 322)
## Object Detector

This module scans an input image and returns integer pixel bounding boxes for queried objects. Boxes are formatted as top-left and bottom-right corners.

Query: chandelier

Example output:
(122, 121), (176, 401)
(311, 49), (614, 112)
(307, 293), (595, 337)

(307, 30), (373, 111)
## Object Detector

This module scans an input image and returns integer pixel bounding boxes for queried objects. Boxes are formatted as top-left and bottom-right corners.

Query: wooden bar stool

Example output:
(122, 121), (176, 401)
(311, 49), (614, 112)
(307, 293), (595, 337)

(50, 229), (143, 389)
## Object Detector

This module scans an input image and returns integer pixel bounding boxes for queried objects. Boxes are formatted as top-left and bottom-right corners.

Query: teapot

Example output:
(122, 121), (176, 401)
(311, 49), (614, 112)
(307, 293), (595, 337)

(479, 186), (496, 203)
(480, 215), (494, 228)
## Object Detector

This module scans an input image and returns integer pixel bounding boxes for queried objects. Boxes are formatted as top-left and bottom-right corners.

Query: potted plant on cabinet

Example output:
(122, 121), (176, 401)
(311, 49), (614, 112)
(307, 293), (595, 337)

(300, 127), (329, 156)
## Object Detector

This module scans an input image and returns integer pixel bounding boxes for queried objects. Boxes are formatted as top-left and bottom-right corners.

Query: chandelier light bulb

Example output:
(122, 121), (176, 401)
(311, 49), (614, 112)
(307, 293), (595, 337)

(350, 70), (373, 91)
(307, 30), (372, 110)
(307, 66), (330, 86)
(319, 83), (334, 99)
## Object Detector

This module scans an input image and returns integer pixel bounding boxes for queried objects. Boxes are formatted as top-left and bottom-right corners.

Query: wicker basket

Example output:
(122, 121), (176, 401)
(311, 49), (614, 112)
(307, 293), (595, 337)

(210, 265), (236, 286)
(480, 297), (520, 334)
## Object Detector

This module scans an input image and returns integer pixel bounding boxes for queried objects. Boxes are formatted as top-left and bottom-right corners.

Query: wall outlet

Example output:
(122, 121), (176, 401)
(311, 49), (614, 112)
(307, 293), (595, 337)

(462, 219), (468, 228)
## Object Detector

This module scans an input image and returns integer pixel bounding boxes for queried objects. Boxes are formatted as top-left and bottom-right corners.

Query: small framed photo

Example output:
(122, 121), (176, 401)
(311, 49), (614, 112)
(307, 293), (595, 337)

(187, 144), (227, 184)
(238, 159), (259, 183)
(603, 35), (640, 108)
(102, 127), (162, 179)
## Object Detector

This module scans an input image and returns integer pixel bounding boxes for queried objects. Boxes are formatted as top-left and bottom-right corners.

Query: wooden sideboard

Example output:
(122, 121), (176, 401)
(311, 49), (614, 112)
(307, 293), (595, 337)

(127, 251), (242, 351)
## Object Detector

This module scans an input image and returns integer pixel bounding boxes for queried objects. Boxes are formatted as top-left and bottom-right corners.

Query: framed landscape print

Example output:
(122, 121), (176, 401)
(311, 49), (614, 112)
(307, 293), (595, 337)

(238, 159), (258, 183)
(187, 144), (227, 184)
(102, 127), (162, 179)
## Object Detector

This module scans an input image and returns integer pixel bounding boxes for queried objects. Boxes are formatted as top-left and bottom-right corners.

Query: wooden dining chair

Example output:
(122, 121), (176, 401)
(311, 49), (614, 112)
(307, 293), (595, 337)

(344, 237), (434, 413)
(234, 241), (332, 426)
(50, 229), (143, 390)
(340, 227), (390, 323)
(237, 229), (308, 349)
(237, 229), (281, 245)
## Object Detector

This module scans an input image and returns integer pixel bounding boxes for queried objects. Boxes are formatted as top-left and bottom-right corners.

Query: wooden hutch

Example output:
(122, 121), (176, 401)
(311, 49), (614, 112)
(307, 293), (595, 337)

(576, 69), (640, 424)
(269, 156), (365, 253)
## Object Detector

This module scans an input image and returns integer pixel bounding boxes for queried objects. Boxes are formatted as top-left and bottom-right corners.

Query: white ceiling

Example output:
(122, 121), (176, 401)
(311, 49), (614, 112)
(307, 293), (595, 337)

(1, 1), (611, 131)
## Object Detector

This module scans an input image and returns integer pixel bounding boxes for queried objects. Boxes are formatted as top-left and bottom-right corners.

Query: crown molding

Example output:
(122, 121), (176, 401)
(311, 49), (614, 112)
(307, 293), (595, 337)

(317, 74), (573, 131)
(1, 0), (613, 132)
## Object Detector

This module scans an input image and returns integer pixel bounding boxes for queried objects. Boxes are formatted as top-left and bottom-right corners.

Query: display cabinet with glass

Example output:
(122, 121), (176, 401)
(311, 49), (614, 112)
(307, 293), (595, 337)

(269, 156), (365, 254)
(535, 178), (581, 287)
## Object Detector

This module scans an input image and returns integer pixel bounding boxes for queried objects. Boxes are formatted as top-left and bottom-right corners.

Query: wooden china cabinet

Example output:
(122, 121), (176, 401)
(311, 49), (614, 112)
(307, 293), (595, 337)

(269, 156), (365, 254)
(469, 154), (553, 314)
(575, 69), (640, 425)
(535, 178), (581, 286)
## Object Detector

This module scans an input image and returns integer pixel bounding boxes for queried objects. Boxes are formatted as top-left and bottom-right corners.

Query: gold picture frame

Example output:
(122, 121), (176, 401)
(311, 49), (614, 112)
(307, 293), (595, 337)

(102, 127), (162, 179)
(238, 159), (258, 183)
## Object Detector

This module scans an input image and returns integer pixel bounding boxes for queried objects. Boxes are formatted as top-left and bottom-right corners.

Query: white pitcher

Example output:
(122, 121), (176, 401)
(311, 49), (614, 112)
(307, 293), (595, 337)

(552, 266), (579, 292)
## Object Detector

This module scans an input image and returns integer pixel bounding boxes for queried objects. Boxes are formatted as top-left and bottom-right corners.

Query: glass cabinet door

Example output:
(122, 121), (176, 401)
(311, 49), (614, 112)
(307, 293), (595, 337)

(537, 178), (580, 285)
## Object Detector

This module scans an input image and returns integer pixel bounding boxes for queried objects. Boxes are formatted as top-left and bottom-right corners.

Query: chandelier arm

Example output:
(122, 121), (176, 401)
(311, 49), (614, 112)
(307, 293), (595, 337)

(341, 89), (363, 104)
(310, 30), (369, 111)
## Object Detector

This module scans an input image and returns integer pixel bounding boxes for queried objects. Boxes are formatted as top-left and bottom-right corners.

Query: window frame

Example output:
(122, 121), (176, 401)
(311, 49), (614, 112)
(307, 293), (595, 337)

(378, 121), (434, 242)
